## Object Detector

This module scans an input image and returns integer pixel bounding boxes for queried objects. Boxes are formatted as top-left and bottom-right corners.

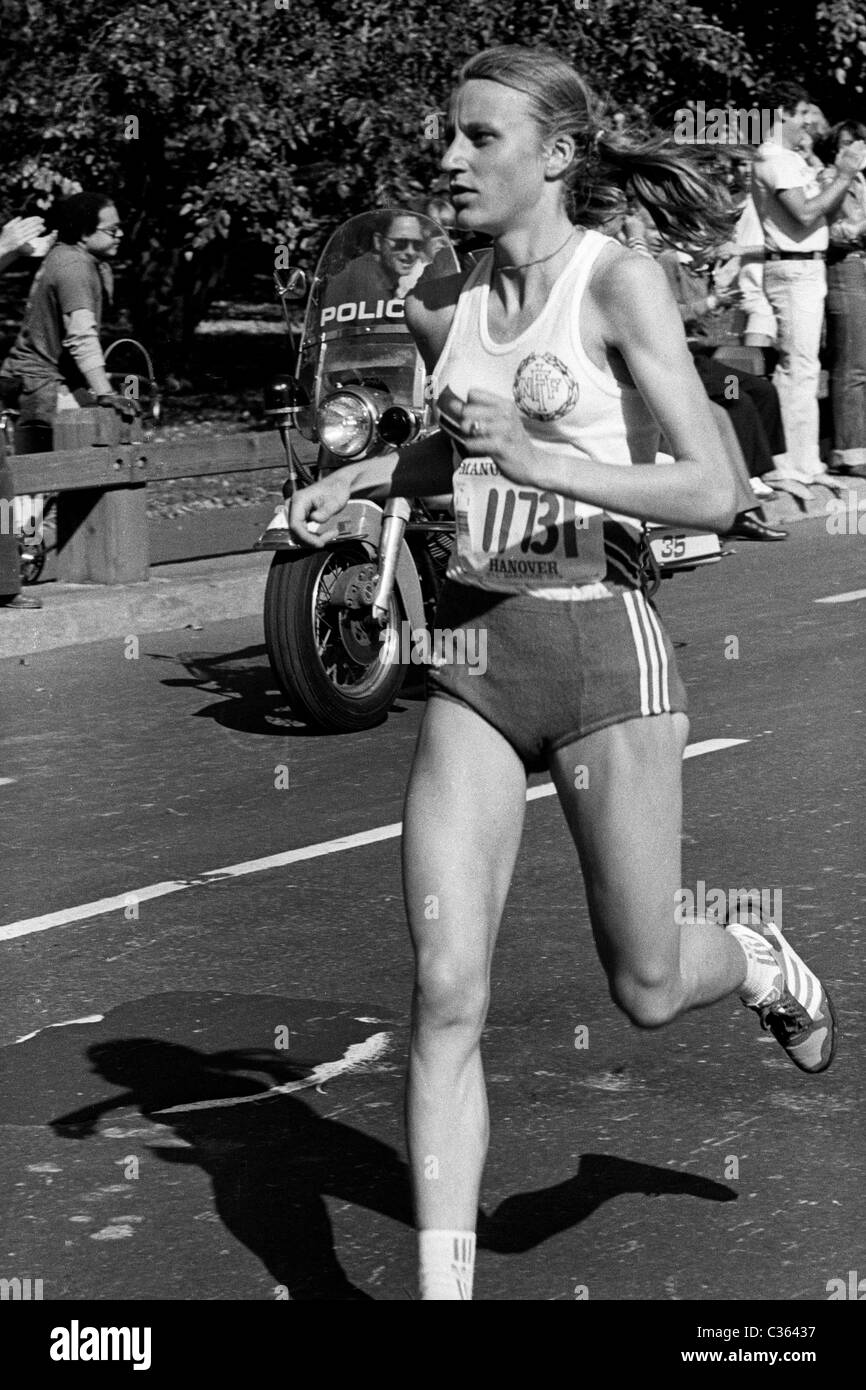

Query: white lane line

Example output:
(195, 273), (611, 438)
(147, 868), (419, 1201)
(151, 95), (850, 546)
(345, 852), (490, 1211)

(151, 1030), (393, 1116)
(196, 820), (403, 883)
(0, 737), (750, 944)
(0, 881), (194, 943)
(682, 737), (749, 757)
(815, 589), (866, 604)
(0, 778), (16, 787)
(14, 1014), (105, 1044)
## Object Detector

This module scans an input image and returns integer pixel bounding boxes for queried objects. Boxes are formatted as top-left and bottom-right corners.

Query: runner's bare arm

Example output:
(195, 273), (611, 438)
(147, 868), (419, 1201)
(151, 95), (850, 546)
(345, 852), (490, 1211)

(593, 253), (737, 528)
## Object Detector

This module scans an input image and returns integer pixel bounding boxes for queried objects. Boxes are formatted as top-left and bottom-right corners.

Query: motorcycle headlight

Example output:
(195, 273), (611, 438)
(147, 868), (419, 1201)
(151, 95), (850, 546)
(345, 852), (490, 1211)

(379, 405), (419, 447)
(317, 392), (375, 457)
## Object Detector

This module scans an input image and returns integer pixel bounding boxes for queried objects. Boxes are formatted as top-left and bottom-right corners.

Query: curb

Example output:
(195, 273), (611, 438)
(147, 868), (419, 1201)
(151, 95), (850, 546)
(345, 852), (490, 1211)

(759, 473), (866, 526)
(1, 552), (271, 661)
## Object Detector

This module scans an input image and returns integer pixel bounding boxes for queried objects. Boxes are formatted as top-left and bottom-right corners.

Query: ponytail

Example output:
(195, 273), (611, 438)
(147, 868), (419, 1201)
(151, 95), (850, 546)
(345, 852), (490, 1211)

(586, 134), (736, 250)
(458, 46), (736, 252)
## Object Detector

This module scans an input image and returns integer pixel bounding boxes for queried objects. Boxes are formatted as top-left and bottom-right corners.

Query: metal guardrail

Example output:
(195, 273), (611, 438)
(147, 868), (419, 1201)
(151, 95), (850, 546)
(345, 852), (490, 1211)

(9, 432), (291, 586)
(11, 431), (287, 493)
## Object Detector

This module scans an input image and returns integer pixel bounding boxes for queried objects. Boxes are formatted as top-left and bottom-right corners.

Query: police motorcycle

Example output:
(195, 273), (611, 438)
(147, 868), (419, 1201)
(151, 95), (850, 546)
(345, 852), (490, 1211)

(255, 211), (460, 732)
(647, 506), (722, 580)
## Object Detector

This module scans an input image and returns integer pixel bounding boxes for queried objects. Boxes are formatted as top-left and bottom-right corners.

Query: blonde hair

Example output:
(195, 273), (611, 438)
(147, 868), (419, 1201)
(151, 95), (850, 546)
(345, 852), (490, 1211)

(458, 46), (735, 250)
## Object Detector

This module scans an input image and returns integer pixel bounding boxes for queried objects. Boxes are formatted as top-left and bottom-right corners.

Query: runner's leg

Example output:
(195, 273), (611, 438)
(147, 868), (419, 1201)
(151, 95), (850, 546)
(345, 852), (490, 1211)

(403, 696), (526, 1228)
(548, 712), (747, 1025)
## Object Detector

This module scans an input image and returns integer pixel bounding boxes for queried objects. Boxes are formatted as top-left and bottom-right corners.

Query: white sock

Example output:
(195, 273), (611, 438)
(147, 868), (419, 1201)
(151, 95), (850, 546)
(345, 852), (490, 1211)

(418, 1229), (476, 1301)
(727, 923), (782, 1007)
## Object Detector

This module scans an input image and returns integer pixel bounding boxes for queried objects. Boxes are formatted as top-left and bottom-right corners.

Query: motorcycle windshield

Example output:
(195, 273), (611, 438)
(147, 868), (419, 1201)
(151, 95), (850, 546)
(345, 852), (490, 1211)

(297, 210), (461, 417)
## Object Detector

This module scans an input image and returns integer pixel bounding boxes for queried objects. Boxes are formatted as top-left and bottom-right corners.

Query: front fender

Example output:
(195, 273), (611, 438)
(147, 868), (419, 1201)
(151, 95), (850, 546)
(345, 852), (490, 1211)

(257, 497), (427, 633)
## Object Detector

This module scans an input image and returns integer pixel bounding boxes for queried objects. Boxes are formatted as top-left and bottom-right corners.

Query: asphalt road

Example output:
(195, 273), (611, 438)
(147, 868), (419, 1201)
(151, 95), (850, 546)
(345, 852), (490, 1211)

(1, 516), (864, 1304)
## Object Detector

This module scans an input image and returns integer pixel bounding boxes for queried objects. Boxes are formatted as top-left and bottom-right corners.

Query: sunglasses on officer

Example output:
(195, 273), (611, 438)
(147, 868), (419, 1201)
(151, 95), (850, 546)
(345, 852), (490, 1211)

(382, 235), (425, 252)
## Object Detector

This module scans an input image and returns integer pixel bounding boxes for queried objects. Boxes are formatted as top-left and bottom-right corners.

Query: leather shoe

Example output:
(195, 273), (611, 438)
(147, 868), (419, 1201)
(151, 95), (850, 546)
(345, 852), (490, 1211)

(725, 513), (788, 542)
(0, 592), (42, 609)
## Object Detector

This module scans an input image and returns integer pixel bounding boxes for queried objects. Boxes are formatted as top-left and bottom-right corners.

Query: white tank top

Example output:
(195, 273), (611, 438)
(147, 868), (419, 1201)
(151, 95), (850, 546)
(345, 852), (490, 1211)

(432, 229), (660, 599)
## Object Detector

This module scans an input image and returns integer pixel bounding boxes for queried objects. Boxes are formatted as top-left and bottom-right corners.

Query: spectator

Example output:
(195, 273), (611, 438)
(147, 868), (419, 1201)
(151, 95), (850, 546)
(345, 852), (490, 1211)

(800, 105), (834, 166)
(0, 190), (137, 455)
(797, 127), (823, 173)
(721, 150), (777, 351)
(621, 201), (664, 256)
(607, 205), (781, 538)
(423, 195), (460, 269)
(751, 84), (866, 481)
(0, 213), (48, 611)
(424, 194), (457, 236)
(818, 120), (866, 477)
(422, 192), (493, 275)
(658, 241), (789, 540)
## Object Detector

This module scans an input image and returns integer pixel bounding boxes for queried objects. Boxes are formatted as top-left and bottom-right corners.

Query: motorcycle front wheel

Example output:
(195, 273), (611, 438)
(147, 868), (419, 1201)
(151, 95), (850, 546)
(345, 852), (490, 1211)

(264, 544), (409, 732)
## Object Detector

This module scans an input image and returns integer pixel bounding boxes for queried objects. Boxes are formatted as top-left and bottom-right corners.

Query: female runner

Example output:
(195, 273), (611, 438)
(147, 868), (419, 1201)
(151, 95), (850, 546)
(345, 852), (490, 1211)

(289, 46), (837, 1300)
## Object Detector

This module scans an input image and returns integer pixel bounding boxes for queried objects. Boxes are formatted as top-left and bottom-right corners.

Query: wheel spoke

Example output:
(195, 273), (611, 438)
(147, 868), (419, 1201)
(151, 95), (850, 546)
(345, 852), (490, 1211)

(297, 545), (405, 700)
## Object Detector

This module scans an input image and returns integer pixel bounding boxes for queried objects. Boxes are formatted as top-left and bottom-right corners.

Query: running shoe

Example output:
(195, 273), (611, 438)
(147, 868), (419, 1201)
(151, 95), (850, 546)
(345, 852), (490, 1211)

(730, 914), (838, 1074)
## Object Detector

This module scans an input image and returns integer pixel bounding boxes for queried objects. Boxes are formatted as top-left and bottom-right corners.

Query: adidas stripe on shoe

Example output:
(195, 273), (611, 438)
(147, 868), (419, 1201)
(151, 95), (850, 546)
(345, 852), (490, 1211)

(729, 917), (838, 1074)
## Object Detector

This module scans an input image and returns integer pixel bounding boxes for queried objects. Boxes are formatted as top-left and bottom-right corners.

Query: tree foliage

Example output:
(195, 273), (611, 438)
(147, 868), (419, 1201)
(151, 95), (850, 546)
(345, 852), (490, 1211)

(0, 0), (861, 364)
(706, 2), (866, 103)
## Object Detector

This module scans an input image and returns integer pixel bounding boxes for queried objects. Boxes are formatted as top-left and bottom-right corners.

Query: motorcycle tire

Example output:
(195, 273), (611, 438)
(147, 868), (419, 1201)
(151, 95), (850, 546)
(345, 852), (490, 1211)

(264, 544), (409, 732)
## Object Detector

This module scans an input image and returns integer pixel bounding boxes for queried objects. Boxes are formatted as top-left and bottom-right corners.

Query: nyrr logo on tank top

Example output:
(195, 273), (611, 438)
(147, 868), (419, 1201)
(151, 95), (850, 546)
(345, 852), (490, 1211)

(513, 352), (580, 421)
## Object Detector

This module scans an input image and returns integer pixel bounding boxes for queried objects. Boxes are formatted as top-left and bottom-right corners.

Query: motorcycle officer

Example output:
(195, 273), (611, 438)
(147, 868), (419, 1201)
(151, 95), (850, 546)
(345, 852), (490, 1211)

(322, 210), (428, 319)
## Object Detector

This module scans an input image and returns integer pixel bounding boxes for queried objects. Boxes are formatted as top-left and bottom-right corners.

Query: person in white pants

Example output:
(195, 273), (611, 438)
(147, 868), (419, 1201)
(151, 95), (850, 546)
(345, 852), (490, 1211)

(751, 85), (866, 481)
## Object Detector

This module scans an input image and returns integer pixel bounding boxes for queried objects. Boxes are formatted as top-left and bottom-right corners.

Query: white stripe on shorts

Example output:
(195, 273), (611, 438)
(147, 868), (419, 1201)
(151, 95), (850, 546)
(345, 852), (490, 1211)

(622, 591), (650, 715)
(622, 590), (671, 715)
(640, 593), (672, 712)
(635, 593), (662, 713)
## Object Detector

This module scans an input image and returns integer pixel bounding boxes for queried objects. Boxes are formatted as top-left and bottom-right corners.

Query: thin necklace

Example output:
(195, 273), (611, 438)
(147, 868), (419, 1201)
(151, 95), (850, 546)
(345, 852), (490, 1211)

(495, 227), (576, 273)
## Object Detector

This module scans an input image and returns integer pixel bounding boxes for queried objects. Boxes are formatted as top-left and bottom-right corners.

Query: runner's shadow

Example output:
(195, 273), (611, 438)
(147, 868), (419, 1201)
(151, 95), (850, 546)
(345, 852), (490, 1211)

(50, 1038), (408, 1300)
(49, 1039), (737, 1297)
(478, 1154), (738, 1255)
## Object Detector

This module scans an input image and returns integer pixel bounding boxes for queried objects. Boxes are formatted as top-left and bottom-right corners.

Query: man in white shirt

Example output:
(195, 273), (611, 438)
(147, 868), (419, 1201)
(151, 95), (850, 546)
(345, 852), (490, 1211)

(752, 84), (866, 479)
